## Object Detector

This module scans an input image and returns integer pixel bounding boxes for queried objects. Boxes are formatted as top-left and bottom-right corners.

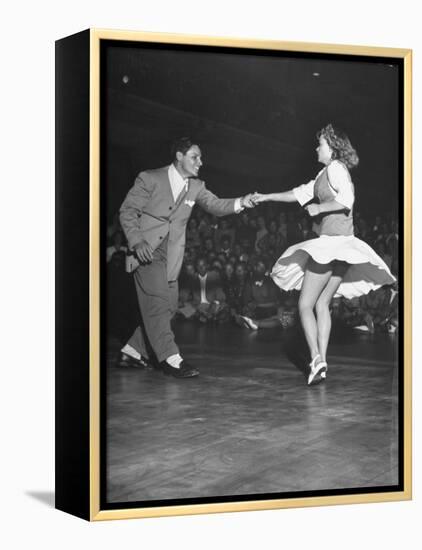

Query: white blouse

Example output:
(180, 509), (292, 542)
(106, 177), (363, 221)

(293, 160), (355, 210)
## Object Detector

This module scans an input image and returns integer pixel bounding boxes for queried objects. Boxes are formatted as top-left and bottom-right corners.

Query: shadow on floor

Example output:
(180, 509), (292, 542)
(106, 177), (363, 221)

(283, 327), (310, 379)
(26, 491), (55, 508)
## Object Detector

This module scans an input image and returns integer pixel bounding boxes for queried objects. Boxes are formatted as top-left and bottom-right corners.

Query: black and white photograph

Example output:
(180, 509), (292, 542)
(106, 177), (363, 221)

(101, 38), (405, 509)
(4, 0), (422, 546)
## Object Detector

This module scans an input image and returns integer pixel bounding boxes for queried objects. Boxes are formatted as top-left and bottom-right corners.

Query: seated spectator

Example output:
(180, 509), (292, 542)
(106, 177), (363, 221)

(370, 215), (383, 243)
(220, 263), (238, 313)
(278, 291), (299, 328)
(221, 261), (235, 290)
(186, 247), (199, 269)
(191, 258), (228, 323)
(106, 230), (127, 263)
(240, 237), (253, 254)
(217, 252), (228, 266)
(360, 286), (398, 333)
(374, 221), (389, 246)
(211, 259), (224, 275)
(330, 296), (343, 324)
(375, 241), (392, 270)
(218, 236), (232, 257)
(355, 288), (384, 333)
(204, 237), (215, 254)
(236, 290), (299, 330)
(177, 261), (197, 319)
(278, 211), (288, 241)
(257, 219), (280, 254)
(186, 218), (201, 250)
(179, 261), (196, 291)
(232, 243), (243, 259)
(286, 211), (302, 245)
(254, 215), (268, 252)
(214, 218), (235, 250)
(244, 260), (280, 320)
(177, 287), (196, 320)
(198, 213), (214, 241)
(207, 251), (217, 266)
(299, 216), (317, 241)
(228, 254), (238, 266)
(382, 282), (399, 333)
(386, 219), (399, 249)
(238, 250), (250, 264)
(262, 244), (279, 267)
(208, 215), (219, 237)
(226, 262), (253, 317)
(338, 296), (370, 330)
(236, 211), (255, 244)
(248, 216), (258, 235)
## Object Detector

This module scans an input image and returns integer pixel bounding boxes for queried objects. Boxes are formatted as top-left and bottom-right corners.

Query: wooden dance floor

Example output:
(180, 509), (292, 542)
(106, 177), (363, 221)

(105, 322), (399, 504)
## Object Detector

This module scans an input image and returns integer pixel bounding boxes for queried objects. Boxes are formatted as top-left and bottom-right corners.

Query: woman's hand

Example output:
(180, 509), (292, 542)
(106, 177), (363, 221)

(251, 192), (267, 205)
(304, 203), (321, 217)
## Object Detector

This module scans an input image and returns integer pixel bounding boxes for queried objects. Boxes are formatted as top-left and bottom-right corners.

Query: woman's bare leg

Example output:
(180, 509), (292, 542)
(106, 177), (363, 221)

(298, 260), (333, 361)
(315, 262), (348, 362)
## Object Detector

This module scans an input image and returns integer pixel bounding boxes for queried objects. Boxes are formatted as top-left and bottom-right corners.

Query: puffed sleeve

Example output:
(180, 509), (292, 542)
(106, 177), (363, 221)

(327, 161), (354, 210)
(292, 168), (324, 205)
(292, 179), (316, 206)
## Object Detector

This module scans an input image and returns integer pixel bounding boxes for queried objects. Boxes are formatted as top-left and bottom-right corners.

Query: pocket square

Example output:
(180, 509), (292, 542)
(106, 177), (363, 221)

(184, 199), (195, 207)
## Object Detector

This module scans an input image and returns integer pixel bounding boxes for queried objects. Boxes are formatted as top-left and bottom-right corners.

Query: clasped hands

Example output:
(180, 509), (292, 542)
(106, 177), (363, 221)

(241, 192), (321, 217)
(240, 192), (266, 208)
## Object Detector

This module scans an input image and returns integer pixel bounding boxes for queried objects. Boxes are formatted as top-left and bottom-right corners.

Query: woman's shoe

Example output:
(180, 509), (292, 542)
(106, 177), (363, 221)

(307, 354), (327, 386)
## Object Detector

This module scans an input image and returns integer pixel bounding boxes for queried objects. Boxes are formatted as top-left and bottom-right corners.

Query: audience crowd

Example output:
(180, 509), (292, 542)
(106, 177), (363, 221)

(106, 203), (399, 340)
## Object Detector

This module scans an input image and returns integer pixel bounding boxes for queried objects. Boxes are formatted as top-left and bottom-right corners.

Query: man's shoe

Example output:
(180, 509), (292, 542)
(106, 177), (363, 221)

(161, 360), (199, 378)
(118, 352), (151, 369)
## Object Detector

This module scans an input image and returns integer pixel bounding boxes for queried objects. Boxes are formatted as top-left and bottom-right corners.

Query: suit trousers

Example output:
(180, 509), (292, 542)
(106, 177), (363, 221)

(127, 237), (179, 362)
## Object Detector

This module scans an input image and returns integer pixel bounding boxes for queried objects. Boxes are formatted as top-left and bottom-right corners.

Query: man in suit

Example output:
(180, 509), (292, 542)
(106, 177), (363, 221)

(119, 137), (256, 378)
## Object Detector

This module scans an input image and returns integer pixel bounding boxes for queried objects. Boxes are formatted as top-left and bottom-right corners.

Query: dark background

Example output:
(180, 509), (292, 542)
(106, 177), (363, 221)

(103, 42), (401, 221)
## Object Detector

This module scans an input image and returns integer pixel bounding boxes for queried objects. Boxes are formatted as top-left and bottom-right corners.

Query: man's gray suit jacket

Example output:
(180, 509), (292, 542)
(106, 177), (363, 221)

(120, 165), (237, 281)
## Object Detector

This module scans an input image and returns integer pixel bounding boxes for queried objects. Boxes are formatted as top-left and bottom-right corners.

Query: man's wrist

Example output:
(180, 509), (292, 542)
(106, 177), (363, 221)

(234, 197), (244, 213)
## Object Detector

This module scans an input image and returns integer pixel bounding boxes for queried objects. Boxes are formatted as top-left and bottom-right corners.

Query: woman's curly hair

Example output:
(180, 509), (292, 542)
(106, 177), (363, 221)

(317, 124), (359, 169)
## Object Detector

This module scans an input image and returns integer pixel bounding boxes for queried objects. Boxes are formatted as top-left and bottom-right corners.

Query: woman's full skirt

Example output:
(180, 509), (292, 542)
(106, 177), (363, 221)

(271, 235), (396, 300)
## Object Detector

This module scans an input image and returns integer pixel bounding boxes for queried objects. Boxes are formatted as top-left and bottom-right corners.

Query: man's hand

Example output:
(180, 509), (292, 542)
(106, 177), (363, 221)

(304, 203), (321, 217)
(134, 238), (154, 263)
(241, 193), (258, 209)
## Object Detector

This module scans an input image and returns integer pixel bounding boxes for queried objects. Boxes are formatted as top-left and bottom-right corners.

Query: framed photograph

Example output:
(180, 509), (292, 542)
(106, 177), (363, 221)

(55, 28), (412, 521)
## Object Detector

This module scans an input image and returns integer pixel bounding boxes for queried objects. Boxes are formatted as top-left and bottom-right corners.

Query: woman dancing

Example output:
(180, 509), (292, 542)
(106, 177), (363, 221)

(252, 124), (395, 386)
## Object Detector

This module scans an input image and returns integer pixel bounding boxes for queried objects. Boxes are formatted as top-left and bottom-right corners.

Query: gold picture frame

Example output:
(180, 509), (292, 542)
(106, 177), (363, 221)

(55, 28), (412, 521)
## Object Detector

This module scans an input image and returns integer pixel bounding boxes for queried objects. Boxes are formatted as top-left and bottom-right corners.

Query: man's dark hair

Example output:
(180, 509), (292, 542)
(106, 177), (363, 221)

(171, 137), (200, 159)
